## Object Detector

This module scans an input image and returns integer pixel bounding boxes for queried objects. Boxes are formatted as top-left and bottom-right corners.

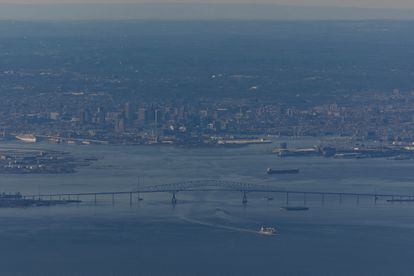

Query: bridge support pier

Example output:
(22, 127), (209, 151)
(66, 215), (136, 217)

(129, 192), (132, 206)
(242, 191), (248, 205)
(172, 192), (177, 205)
(112, 193), (115, 206)
(286, 192), (289, 205)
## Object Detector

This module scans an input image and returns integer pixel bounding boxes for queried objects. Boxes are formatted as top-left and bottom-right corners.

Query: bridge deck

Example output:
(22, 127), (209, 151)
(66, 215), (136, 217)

(22, 179), (414, 200)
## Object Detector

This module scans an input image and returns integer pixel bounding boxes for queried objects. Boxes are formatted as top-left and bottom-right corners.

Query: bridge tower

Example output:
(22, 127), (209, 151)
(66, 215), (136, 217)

(242, 191), (248, 205)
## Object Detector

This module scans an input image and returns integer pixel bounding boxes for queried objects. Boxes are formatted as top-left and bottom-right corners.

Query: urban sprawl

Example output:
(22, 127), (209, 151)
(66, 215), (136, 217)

(1, 89), (414, 154)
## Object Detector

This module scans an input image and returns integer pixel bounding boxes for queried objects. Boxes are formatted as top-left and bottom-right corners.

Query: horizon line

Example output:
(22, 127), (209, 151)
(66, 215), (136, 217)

(1, 3), (414, 21)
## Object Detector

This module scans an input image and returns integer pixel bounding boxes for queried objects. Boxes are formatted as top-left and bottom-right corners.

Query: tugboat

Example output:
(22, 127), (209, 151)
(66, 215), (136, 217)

(266, 168), (299, 175)
(259, 226), (277, 236)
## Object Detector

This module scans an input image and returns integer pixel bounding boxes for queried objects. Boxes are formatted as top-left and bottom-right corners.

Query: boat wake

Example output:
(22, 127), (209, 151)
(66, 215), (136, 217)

(180, 216), (259, 235)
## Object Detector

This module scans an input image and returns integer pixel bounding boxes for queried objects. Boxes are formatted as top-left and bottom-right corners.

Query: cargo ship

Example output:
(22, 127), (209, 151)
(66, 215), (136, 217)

(281, 206), (309, 211)
(15, 134), (37, 143)
(266, 168), (299, 174)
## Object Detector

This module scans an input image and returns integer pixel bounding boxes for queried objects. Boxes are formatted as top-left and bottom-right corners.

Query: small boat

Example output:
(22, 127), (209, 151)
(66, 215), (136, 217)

(267, 168), (299, 175)
(259, 226), (277, 236)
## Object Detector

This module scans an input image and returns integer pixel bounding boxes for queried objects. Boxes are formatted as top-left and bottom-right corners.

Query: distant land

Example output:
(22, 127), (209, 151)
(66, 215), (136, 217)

(1, 20), (413, 102)
(1, 3), (414, 21)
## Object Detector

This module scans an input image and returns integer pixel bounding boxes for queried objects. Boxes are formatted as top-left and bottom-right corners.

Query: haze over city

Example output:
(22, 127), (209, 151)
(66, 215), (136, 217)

(1, 0), (414, 20)
(0, 0), (413, 9)
(1, 0), (414, 275)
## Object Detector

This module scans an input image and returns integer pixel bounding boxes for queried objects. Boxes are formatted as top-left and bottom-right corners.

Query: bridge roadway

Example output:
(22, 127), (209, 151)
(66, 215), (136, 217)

(22, 179), (414, 205)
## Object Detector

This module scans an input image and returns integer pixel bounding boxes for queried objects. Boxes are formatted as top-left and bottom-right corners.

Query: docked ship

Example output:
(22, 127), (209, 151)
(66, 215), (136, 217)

(15, 134), (37, 143)
(259, 226), (277, 236)
(266, 168), (299, 174)
(217, 138), (272, 146)
(281, 206), (309, 211)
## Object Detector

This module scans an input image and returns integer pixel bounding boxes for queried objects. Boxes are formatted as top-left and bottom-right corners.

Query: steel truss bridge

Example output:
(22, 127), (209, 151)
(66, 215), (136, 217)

(22, 179), (414, 206)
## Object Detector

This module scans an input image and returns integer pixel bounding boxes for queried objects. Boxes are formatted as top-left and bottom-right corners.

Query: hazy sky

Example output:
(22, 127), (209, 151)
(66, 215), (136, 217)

(1, 0), (414, 9)
(1, 1), (413, 20)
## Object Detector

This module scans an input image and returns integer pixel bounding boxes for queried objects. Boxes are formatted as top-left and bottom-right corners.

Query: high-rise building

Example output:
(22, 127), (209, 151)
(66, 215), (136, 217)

(124, 102), (133, 122)
(80, 108), (91, 124)
(137, 108), (147, 125)
(96, 107), (105, 125)
(115, 118), (125, 133)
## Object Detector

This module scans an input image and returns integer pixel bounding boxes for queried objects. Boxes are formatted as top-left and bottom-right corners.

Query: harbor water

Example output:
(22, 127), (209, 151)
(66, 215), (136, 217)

(0, 139), (414, 275)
